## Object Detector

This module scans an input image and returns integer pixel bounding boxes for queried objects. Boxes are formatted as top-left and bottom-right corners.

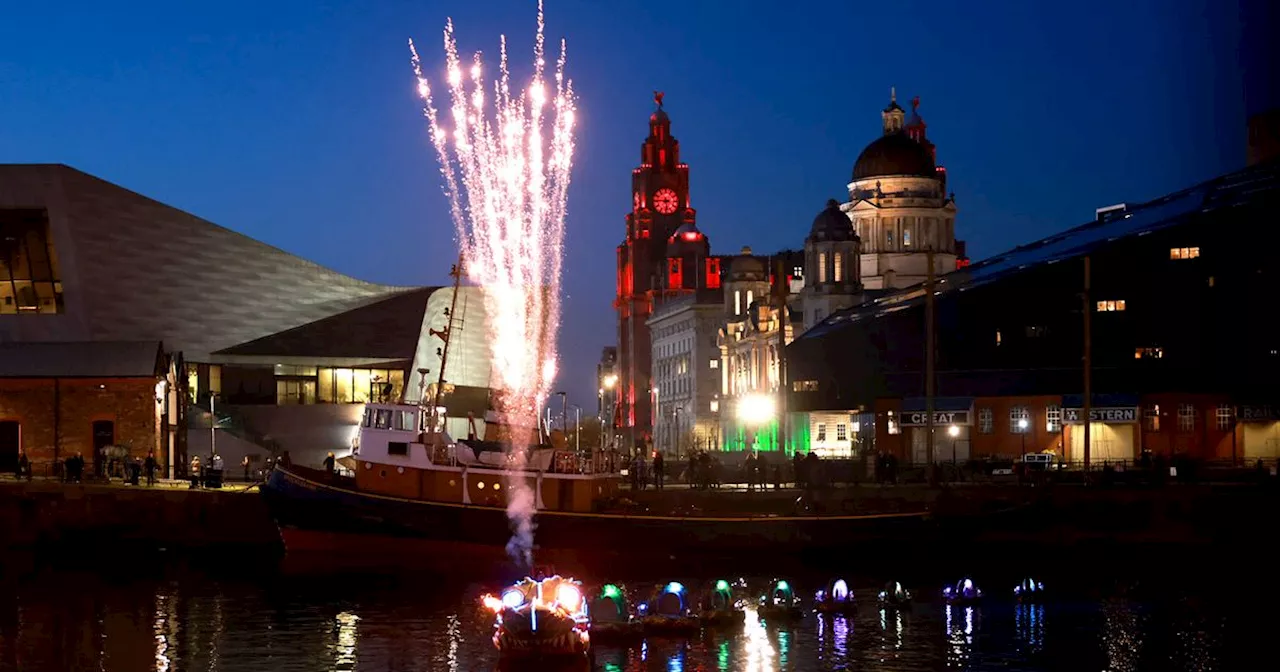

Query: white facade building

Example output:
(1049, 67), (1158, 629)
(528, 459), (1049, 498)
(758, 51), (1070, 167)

(648, 292), (723, 456)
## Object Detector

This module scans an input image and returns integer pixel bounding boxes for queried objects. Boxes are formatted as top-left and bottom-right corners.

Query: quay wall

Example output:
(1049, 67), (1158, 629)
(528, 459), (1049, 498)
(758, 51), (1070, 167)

(0, 481), (278, 551)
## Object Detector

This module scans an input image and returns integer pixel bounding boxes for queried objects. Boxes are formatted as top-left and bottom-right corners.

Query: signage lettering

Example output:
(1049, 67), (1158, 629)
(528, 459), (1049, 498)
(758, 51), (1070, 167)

(1062, 407), (1138, 424)
(1238, 406), (1277, 422)
(901, 410), (970, 427)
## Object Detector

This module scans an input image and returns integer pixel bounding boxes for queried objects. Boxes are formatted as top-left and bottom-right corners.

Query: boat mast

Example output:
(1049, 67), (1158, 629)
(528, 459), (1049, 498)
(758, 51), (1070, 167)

(427, 255), (465, 435)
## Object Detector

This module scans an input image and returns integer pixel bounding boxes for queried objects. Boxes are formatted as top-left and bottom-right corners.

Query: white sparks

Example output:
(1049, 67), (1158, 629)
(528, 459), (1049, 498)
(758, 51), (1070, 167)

(411, 0), (575, 568)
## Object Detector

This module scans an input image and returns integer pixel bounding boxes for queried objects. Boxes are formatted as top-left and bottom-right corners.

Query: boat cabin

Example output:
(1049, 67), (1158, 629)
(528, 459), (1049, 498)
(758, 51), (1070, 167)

(351, 402), (621, 512)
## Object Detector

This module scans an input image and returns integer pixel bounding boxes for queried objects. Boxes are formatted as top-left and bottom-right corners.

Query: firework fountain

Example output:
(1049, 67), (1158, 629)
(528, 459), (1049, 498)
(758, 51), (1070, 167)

(411, 0), (576, 568)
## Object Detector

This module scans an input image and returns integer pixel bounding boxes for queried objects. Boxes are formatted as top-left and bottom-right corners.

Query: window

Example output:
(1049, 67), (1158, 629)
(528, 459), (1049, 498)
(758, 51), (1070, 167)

(318, 368), (405, 404)
(818, 252), (828, 283)
(185, 363), (198, 403)
(887, 412), (900, 435)
(835, 423), (848, 441)
(995, 331), (1002, 346)
(792, 380), (818, 392)
(886, 230), (894, 246)
(387, 442), (409, 456)
(709, 359), (718, 369)
(793, 265), (803, 278)
(209, 365), (222, 396)
(1170, 247), (1200, 260)
(710, 399), (719, 413)
(1135, 347), (1164, 360)
(1216, 404), (1233, 431)
(903, 230), (912, 247)
(833, 252), (843, 282)
(746, 290), (754, 309)
(1010, 406), (1030, 433)
(1145, 405), (1161, 431)
(1096, 300), (1126, 312)
(734, 290), (741, 315)
(0, 209), (65, 315)
(1046, 405), (1061, 432)
(1178, 404), (1195, 431)
(816, 423), (827, 442)
(978, 408), (994, 434)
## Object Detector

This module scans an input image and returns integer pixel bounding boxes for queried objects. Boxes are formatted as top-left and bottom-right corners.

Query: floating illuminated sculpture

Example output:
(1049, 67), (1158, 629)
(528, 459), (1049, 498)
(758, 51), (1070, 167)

(942, 577), (983, 605)
(758, 579), (805, 621)
(588, 583), (641, 640)
(814, 578), (857, 615)
(482, 575), (590, 660)
(637, 581), (700, 634)
(1014, 578), (1045, 603)
(699, 579), (746, 627)
(878, 581), (913, 609)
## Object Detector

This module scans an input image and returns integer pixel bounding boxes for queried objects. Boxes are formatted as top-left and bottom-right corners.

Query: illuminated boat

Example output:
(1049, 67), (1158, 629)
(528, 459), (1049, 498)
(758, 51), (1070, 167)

(877, 581), (912, 609)
(1013, 578), (1045, 603)
(483, 575), (590, 660)
(757, 579), (804, 621)
(588, 583), (641, 640)
(814, 579), (856, 614)
(943, 578), (983, 605)
(637, 582), (700, 635)
(698, 579), (746, 627)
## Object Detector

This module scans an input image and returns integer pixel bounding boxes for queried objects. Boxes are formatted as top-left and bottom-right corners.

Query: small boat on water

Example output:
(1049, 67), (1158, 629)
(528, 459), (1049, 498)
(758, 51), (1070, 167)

(483, 575), (590, 661)
(943, 578), (983, 605)
(588, 584), (641, 640)
(878, 581), (912, 609)
(699, 579), (745, 627)
(637, 582), (700, 635)
(1013, 578), (1045, 603)
(758, 579), (805, 621)
(814, 579), (856, 614)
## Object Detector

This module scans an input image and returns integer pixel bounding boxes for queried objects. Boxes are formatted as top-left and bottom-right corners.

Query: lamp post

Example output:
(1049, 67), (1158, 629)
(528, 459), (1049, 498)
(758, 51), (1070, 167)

(948, 425), (959, 479)
(1018, 417), (1028, 458)
(672, 407), (683, 460)
(209, 391), (219, 457)
(555, 391), (567, 449)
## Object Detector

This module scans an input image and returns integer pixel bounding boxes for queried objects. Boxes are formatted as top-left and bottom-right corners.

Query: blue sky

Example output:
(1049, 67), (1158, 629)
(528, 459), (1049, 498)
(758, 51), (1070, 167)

(0, 0), (1248, 406)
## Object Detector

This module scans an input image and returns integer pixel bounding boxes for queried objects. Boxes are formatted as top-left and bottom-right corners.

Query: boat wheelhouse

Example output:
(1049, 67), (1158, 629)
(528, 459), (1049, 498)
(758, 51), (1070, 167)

(350, 402), (622, 512)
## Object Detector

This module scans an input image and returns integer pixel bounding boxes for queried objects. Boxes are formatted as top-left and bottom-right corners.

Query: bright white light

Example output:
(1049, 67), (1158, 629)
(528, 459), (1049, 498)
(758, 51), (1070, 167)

(666, 582), (685, 594)
(1018, 418), (1028, 430)
(557, 583), (582, 611)
(502, 590), (524, 609)
(736, 394), (776, 424)
(948, 424), (960, 437)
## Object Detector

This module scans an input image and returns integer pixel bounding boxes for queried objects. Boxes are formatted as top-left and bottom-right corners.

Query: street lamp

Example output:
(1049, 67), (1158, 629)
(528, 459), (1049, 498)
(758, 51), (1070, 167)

(1018, 417), (1029, 458)
(737, 393), (776, 452)
(948, 424), (959, 466)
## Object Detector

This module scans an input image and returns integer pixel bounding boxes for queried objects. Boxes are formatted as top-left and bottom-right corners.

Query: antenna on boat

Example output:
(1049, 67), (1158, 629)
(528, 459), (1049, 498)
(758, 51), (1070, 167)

(426, 254), (465, 439)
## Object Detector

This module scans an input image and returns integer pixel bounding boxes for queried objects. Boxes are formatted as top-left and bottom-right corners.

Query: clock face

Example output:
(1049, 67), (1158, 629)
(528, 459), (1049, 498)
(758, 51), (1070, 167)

(653, 188), (679, 215)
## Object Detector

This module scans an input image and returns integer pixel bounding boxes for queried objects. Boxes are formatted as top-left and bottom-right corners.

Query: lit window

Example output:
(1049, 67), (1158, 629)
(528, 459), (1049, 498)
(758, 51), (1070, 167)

(710, 399), (719, 413)
(816, 423), (827, 442)
(903, 230), (912, 247)
(1177, 403), (1195, 431)
(1096, 300), (1126, 312)
(1170, 247), (1200, 260)
(793, 265), (803, 278)
(978, 408), (993, 434)
(1009, 406), (1030, 433)
(734, 290), (741, 315)
(709, 359), (718, 369)
(1216, 404), (1233, 431)
(834, 252), (843, 282)
(792, 380), (818, 392)
(835, 423), (848, 441)
(746, 290), (754, 308)
(1135, 347), (1164, 360)
(1046, 405), (1061, 432)
(1145, 405), (1161, 431)
(818, 252), (828, 283)
(886, 230), (893, 246)
(887, 411), (900, 435)
(995, 331), (1002, 346)
(0, 208), (66, 315)
(209, 365), (222, 396)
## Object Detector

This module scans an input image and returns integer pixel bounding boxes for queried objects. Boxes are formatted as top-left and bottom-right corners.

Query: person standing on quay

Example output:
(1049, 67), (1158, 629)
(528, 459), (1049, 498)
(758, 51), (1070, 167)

(653, 451), (664, 490)
(15, 450), (29, 481)
(144, 452), (157, 486)
(242, 455), (251, 481)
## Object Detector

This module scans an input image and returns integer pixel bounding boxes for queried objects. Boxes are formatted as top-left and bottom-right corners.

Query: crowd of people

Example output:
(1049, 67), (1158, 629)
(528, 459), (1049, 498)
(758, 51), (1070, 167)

(622, 447), (832, 492)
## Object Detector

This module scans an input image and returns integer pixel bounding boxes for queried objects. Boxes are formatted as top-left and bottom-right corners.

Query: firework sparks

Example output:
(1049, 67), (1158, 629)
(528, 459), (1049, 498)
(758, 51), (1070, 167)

(411, 0), (575, 568)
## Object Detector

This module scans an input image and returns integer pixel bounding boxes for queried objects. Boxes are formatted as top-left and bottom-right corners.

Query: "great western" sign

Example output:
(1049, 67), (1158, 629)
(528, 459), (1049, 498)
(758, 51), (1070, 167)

(1062, 407), (1138, 424)
(901, 410), (970, 427)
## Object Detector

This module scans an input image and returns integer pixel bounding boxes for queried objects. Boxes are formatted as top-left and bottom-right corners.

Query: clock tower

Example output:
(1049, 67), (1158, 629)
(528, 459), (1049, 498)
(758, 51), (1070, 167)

(614, 92), (707, 450)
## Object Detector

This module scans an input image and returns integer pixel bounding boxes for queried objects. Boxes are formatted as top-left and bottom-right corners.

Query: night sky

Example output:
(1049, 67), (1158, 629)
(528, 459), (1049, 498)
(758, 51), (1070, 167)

(0, 0), (1250, 407)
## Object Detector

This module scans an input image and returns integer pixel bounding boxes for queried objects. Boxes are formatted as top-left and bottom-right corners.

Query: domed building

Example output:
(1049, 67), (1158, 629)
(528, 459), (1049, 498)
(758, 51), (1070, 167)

(798, 199), (863, 330)
(843, 90), (962, 290)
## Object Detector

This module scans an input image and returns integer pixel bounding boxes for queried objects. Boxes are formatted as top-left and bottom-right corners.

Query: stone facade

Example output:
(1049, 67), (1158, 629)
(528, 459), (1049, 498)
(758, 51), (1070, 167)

(0, 377), (160, 472)
(648, 293), (723, 456)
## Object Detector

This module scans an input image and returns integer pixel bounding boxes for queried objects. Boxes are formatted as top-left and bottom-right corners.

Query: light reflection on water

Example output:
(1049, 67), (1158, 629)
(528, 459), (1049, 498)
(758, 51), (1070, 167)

(0, 567), (1256, 672)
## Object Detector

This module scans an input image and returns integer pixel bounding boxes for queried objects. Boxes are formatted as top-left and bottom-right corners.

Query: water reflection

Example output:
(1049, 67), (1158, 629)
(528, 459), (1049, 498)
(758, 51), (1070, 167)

(945, 604), (978, 667)
(1014, 603), (1045, 653)
(330, 611), (359, 671)
(0, 562), (1258, 671)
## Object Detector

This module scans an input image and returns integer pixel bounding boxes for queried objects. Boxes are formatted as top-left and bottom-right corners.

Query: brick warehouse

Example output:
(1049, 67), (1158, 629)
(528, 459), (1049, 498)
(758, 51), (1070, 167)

(786, 159), (1280, 466)
(0, 342), (166, 474)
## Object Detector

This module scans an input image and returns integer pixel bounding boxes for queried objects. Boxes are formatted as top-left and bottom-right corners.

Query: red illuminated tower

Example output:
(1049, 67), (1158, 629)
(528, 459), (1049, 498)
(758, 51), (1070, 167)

(614, 93), (718, 451)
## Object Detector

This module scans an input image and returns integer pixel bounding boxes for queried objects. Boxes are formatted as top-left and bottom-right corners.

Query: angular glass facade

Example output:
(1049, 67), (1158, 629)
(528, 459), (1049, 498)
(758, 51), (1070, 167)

(0, 209), (64, 314)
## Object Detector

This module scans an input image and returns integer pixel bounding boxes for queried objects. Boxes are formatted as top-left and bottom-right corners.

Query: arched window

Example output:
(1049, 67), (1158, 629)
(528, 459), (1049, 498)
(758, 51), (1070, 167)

(818, 252), (828, 283)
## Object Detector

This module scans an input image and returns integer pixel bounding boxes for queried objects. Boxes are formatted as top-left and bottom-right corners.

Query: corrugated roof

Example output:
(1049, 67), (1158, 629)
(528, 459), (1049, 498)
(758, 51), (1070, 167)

(798, 160), (1280, 342)
(0, 341), (161, 378)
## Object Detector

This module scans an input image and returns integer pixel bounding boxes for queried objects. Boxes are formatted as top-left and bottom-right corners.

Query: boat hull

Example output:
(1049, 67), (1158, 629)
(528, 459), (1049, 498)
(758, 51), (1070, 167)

(261, 467), (929, 559)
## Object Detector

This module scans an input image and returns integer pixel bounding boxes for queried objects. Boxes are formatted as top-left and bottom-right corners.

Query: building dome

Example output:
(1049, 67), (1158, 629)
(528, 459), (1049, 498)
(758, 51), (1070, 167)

(809, 199), (857, 242)
(852, 132), (936, 181)
(728, 250), (766, 282)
